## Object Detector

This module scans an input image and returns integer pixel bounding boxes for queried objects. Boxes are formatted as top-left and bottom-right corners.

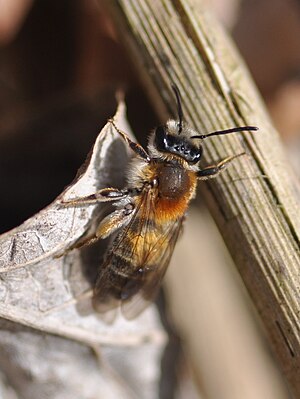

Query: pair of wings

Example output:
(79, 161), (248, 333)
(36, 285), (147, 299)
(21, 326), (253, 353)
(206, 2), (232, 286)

(93, 187), (184, 321)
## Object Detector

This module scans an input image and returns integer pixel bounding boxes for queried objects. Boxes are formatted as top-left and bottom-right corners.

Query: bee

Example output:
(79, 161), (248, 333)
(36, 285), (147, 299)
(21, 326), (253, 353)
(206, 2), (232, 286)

(65, 85), (257, 320)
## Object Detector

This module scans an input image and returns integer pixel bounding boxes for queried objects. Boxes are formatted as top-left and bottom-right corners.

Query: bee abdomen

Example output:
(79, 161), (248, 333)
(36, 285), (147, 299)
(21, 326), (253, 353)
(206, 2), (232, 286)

(96, 252), (144, 301)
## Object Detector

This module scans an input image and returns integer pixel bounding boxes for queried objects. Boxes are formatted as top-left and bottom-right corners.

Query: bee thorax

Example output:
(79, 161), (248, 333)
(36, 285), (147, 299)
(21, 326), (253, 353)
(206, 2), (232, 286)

(157, 164), (191, 199)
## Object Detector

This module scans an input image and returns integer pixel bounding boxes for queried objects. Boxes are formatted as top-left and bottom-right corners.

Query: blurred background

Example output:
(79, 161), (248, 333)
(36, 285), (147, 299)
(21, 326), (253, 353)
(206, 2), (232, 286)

(0, 0), (299, 398)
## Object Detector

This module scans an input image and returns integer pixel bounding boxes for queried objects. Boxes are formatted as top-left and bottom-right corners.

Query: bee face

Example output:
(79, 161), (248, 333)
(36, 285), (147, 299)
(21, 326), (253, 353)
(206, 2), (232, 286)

(153, 121), (202, 164)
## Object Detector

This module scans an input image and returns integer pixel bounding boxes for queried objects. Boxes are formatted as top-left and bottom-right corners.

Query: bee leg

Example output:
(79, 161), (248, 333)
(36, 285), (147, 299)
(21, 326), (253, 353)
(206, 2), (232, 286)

(54, 232), (100, 256)
(60, 188), (128, 206)
(108, 118), (150, 162)
(96, 203), (135, 239)
(197, 153), (246, 180)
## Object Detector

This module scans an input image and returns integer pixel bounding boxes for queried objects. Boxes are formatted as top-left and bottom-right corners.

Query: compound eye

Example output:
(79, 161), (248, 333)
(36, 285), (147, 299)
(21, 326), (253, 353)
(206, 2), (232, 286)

(154, 125), (167, 151)
(189, 146), (202, 163)
(165, 134), (176, 148)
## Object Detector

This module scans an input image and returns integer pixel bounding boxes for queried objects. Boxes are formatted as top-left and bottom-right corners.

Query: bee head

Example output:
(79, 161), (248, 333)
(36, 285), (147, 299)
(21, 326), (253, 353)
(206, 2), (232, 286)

(149, 84), (258, 167)
(154, 122), (202, 164)
(150, 84), (258, 165)
(151, 84), (202, 164)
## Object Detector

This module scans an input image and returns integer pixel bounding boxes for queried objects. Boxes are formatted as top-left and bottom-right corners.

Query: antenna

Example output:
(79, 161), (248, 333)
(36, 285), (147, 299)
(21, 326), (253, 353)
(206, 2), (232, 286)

(171, 84), (183, 134)
(191, 126), (258, 140)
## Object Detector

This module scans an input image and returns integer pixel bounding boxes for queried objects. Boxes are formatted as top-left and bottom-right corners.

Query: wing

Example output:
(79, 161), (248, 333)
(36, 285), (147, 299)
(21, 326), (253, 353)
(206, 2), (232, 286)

(92, 187), (184, 320)
(121, 216), (183, 320)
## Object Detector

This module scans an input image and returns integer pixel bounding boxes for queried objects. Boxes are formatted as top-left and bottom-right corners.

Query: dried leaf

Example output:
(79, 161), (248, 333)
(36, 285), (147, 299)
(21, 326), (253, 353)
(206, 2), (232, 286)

(0, 99), (166, 399)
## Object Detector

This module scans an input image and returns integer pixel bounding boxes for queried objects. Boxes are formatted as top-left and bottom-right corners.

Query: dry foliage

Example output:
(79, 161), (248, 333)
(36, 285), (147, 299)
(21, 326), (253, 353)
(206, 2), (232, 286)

(0, 100), (166, 399)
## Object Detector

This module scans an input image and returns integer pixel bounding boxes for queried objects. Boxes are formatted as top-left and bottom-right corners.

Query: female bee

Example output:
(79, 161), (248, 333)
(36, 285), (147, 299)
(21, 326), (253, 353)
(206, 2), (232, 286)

(65, 85), (257, 320)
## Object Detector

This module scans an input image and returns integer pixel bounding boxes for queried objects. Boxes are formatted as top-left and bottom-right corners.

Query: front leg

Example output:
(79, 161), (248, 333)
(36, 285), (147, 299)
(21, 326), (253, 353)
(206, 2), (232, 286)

(61, 188), (128, 206)
(197, 153), (245, 180)
(108, 118), (150, 162)
(57, 188), (130, 251)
